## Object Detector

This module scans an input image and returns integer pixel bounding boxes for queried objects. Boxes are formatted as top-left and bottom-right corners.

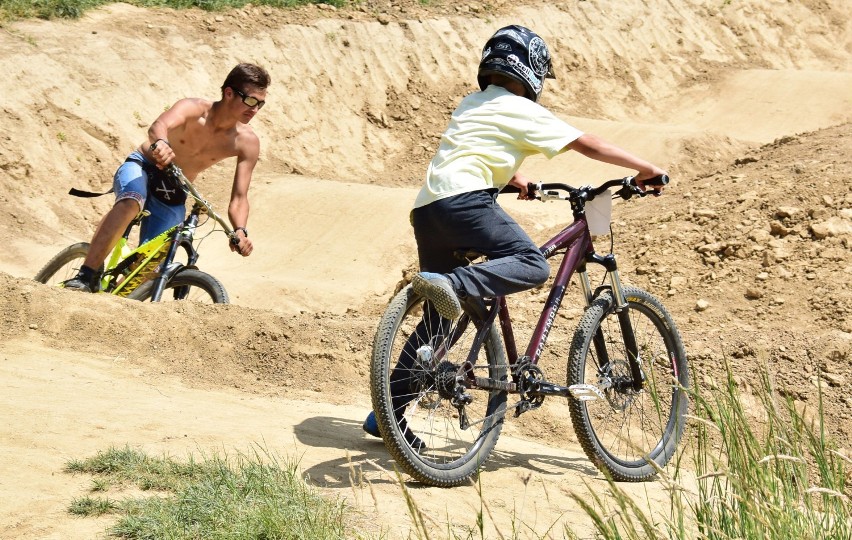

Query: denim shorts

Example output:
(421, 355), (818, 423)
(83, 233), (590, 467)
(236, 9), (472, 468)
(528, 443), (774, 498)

(114, 151), (185, 243)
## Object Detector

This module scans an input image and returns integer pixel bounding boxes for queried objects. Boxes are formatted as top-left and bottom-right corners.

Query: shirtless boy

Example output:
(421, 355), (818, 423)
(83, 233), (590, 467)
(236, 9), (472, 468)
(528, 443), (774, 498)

(64, 62), (271, 292)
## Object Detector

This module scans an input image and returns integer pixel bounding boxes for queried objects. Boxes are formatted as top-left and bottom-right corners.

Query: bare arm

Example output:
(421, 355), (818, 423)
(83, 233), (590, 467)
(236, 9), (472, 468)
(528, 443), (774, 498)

(143, 98), (208, 169)
(227, 130), (260, 257)
(566, 133), (667, 188)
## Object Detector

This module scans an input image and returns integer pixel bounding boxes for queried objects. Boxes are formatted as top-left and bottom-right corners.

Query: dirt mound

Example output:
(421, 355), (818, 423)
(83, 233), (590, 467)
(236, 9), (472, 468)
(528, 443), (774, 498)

(0, 272), (375, 403)
(614, 124), (852, 443)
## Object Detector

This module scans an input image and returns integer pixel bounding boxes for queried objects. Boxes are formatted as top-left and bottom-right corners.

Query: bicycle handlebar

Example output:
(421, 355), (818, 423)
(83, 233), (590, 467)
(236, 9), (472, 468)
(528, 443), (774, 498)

(502, 174), (669, 202)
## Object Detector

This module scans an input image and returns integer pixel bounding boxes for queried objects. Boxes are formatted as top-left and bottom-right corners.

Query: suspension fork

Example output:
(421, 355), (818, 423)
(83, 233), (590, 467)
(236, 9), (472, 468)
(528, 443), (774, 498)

(147, 213), (199, 301)
(583, 253), (644, 391)
(147, 238), (181, 302)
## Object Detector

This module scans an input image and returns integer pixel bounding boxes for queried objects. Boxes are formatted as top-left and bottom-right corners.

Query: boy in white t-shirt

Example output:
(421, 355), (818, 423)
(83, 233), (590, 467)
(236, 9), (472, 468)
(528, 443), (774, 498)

(363, 25), (668, 444)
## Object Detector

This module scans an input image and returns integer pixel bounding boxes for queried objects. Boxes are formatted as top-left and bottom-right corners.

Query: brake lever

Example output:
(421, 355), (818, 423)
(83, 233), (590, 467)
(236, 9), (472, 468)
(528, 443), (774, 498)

(615, 183), (638, 200)
(626, 174), (669, 198)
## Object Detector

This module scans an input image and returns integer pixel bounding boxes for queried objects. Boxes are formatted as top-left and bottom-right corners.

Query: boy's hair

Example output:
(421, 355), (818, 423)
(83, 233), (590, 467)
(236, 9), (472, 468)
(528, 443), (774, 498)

(488, 73), (516, 87)
(221, 63), (271, 93)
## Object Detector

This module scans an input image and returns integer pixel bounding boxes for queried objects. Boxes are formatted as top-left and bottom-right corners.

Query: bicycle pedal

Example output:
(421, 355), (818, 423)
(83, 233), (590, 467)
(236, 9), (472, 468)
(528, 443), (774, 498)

(514, 400), (532, 417)
(568, 384), (606, 401)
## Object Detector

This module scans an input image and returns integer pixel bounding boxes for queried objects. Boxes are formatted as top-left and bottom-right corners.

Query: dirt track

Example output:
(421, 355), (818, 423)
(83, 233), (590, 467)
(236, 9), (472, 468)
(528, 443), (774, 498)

(1, 0), (851, 537)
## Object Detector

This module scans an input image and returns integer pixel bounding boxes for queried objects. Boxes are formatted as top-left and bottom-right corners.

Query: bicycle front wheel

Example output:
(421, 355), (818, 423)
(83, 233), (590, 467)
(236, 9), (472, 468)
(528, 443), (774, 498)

(127, 269), (229, 304)
(370, 285), (508, 487)
(34, 242), (97, 286)
(568, 286), (688, 481)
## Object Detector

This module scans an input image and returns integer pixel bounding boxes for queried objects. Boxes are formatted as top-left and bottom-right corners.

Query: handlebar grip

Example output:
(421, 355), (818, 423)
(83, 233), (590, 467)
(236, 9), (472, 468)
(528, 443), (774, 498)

(641, 174), (669, 186)
(501, 182), (539, 195)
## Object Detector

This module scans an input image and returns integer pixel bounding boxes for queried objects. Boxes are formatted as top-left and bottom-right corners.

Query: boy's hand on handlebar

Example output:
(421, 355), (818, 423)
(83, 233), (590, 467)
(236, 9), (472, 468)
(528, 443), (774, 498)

(149, 139), (176, 170)
(634, 168), (669, 196)
(508, 173), (536, 200)
(229, 235), (253, 257)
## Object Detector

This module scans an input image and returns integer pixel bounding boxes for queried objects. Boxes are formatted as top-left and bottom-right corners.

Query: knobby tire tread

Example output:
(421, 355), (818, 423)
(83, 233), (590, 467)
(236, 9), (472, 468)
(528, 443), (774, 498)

(127, 269), (229, 303)
(567, 286), (688, 481)
(370, 285), (507, 487)
(33, 242), (91, 284)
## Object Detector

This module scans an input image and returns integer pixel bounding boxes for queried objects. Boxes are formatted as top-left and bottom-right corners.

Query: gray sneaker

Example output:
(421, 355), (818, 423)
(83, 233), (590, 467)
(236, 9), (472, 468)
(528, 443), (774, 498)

(62, 276), (94, 293)
(62, 268), (99, 293)
(412, 272), (462, 320)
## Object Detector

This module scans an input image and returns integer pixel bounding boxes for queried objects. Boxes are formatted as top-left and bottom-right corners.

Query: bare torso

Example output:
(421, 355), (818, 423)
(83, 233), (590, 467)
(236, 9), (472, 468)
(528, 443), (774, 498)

(137, 98), (254, 181)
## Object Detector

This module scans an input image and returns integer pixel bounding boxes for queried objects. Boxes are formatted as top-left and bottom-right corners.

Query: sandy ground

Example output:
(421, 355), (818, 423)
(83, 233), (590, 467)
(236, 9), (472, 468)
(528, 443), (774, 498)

(1, 0), (851, 538)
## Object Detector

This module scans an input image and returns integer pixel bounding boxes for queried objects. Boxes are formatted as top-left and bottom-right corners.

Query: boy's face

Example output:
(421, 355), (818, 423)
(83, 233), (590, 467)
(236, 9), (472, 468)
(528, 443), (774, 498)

(228, 85), (267, 123)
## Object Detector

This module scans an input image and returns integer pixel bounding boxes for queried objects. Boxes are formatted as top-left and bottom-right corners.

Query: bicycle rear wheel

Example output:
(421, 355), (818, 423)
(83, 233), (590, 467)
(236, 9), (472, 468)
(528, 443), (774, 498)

(33, 242), (99, 286)
(568, 286), (688, 481)
(127, 269), (229, 304)
(370, 285), (508, 487)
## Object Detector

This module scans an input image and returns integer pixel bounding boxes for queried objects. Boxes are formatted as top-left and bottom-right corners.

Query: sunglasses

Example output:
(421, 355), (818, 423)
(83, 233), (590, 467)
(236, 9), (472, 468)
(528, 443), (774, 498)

(232, 87), (265, 110)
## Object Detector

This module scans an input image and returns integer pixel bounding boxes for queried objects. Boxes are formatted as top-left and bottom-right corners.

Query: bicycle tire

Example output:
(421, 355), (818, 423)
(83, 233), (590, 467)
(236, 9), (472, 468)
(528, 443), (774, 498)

(567, 286), (688, 481)
(370, 285), (508, 487)
(127, 269), (229, 304)
(33, 242), (98, 286)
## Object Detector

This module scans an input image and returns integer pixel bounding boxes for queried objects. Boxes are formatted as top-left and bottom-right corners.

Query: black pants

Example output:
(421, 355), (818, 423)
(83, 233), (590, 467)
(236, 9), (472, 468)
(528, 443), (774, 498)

(412, 189), (550, 298)
(389, 190), (550, 416)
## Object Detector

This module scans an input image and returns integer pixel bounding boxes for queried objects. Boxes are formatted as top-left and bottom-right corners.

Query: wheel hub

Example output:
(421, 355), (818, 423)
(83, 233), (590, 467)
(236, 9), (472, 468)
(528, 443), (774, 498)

(600, 359), (636, 411)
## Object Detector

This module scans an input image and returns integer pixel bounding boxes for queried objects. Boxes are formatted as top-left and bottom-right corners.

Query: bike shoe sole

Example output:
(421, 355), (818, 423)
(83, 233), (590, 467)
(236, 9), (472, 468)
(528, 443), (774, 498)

(412, 273), (462, 320)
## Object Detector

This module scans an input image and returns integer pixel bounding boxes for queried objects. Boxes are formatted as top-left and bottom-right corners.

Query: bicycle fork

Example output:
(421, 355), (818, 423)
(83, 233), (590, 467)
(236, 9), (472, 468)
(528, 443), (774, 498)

(147, 215), (199, 301)
(571, 255), (645, 401)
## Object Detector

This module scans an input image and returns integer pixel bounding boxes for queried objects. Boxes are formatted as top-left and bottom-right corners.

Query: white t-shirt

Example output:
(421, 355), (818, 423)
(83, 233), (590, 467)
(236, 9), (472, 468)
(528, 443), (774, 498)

(414, 85), (583, 208)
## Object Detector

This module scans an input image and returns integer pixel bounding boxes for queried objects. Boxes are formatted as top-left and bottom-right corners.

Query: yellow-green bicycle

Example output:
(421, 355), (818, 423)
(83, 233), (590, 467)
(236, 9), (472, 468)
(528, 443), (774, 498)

(34, 164), (237, 303)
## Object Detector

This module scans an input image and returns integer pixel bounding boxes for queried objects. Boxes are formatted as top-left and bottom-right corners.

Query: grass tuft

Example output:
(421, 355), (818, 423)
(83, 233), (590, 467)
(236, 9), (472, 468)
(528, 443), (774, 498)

(66, 445), (356, 539)
(0, 0), (348, 21)
(570, 356), (851, 539)
(69, 495), (120, 516)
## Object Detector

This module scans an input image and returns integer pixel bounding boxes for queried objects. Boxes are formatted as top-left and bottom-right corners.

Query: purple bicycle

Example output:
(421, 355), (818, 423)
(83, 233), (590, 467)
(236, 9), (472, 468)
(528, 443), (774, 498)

(369, 175), (689, 487)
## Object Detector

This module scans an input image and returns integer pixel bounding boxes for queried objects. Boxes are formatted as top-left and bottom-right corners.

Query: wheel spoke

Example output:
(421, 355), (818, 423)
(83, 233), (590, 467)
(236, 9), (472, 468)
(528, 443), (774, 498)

(371, 287), (508, 486)
(568, 287), (688, 481)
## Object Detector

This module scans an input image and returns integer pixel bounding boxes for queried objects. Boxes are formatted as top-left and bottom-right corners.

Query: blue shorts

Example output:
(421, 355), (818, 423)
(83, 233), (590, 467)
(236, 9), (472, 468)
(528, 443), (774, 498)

(114, 151), (186, 244)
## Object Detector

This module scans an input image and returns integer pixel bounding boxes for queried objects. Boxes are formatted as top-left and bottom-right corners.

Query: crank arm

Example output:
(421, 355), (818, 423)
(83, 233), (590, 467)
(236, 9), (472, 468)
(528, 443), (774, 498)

(527, 381), (572, 398)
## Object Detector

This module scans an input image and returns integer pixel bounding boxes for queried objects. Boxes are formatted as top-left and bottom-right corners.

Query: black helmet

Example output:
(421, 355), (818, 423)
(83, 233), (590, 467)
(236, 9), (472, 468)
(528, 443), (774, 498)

(477, 25), (555, 102)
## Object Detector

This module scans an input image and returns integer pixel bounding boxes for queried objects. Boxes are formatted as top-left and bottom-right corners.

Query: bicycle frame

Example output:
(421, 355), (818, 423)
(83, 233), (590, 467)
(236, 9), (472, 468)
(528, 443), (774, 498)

(462, 183), (652, 399)
(99, 207), (203, 298)
(97, 165), (236, 301)
(513, 216), (644, 392)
